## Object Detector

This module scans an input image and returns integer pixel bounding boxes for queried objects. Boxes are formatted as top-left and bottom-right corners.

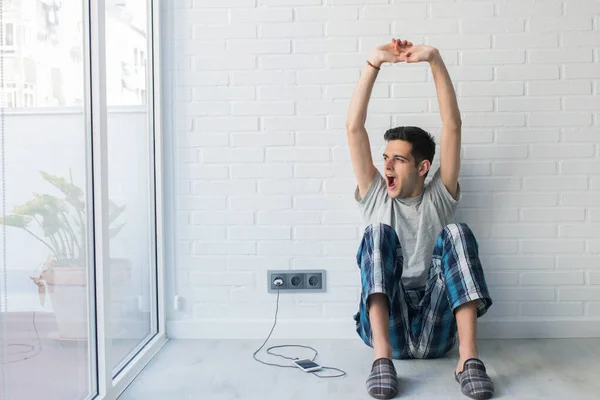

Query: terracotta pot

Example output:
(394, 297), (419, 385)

(42, 258), (132, 340)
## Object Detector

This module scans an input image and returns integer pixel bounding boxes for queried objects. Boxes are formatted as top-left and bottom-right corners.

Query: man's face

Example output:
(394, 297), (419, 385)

(383, 140), (427, 198)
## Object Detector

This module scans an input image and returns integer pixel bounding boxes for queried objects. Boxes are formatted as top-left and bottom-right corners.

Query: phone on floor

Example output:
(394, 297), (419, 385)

(293, 358), (322, 372)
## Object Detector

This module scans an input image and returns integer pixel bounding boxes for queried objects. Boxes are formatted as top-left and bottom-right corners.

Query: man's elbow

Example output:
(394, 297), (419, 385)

(345, 120), (364, 134)
(445, 118), (462, 132)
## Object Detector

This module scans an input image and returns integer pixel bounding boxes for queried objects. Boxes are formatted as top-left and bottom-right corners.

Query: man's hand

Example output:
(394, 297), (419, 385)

(369, 39), (440, 67)
(402, 44), (440, 64)
(368, 38), (413, 67)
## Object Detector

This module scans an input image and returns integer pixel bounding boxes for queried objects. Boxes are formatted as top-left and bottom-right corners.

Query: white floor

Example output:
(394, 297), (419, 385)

(119, 338), (600, 400)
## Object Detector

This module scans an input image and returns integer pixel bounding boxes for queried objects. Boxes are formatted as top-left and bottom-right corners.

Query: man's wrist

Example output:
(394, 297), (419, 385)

(427, 48), (442, 65)
(368, 52), (384, 68)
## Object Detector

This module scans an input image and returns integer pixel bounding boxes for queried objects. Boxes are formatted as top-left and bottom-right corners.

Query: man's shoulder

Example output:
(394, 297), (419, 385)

(424, 168), (442, 189)
(425, 169), (459, 200)
(355, 171), (393, 222)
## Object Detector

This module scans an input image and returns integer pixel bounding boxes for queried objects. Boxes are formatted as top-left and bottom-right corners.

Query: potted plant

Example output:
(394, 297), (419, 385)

(0, 169), (128, 340)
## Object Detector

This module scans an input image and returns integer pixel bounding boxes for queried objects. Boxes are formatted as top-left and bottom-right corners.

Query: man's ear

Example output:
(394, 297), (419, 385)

(418, 160), (431, 177)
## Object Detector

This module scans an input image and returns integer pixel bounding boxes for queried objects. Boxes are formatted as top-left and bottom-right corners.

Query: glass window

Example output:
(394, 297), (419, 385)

(0, 1), (95, 398)
(104, 0), (157, 376)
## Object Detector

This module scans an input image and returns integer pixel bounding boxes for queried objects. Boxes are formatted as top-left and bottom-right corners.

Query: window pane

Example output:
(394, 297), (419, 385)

(0, 1), (95, 399)
(104, 0), (157, 375)
(5, 23), (14, 46)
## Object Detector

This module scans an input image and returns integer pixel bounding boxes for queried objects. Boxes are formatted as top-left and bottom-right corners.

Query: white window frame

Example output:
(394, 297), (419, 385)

(83, 0), (166, 399)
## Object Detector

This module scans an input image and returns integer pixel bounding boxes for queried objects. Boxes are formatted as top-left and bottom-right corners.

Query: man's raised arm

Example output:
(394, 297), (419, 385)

(429, 50), (461, 199)
(400, 43), (462, 198)
(346, 39), (413, 199)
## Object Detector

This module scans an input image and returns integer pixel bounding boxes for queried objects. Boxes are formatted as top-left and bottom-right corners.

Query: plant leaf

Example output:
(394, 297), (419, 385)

(40, 171), (85, 211)
(13, 193), (67, 215)
(109, 222), (126, 238)
(12, 194), (68, 236)
(0, 214), (32, 228)
(109, 200), (126, 225)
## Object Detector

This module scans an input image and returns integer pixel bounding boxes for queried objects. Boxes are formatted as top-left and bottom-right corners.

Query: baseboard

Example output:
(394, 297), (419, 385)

(168, 319), (358, 339)
(477, 320), (600, 339)
(167, 318), (600, 340)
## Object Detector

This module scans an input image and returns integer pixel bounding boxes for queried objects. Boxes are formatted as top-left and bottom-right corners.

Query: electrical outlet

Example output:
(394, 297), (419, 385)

(267, 270), (326, 293)
(306, 271), (323, 290)
(289, 272), (305, 289)
(137, 295), (144, 311)
(174, 295), (181, 311)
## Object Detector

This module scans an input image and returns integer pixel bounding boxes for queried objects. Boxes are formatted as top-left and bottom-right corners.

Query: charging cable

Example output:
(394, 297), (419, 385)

(252, 280), (346, 379)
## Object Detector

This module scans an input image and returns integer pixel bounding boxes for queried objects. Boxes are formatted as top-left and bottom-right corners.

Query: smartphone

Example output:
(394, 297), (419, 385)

(293, 358), (322, 372)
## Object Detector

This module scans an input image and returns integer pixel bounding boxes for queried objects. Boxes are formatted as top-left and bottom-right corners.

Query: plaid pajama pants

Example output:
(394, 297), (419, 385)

(353, 223), (493, 360)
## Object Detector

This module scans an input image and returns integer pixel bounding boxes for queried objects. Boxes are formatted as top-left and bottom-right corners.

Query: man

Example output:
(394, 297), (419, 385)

(346, 38), (494, 400)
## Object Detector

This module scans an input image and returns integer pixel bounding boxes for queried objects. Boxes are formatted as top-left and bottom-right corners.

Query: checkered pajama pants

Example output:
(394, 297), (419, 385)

(353, 223), (493, 360)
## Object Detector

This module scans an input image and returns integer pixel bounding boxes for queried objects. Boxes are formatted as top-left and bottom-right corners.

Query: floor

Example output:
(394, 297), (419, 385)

(119, 338), (600, 400)
(1, 312), (144, 400)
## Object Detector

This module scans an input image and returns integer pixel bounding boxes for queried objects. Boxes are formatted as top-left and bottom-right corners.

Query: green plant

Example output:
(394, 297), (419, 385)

(0, 169), (126, 267)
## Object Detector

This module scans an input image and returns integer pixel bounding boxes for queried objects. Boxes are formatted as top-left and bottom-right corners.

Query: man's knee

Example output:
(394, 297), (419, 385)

(358, 223), (402, 259)
(362, 223), (399, 240)
(435, 223), (480, 265)
(443, 222), (475, 238)
(440, 223), (478, 248)
(357, 223), (403, 279)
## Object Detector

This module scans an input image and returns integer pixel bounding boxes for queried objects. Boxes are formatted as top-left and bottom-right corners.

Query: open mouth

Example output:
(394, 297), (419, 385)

(386, 175), (397, 190)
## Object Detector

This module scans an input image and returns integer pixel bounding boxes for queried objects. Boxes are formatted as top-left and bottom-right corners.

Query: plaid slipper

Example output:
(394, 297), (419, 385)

(366, 358), (399, 399)
(455, 358), (494, 400)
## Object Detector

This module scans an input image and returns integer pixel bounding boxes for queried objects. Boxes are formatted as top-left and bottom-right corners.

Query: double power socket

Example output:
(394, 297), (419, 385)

(267, 270), (326, 293)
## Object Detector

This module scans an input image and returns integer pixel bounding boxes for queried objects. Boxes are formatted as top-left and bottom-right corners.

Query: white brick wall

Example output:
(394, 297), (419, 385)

(165, 0), (600, 340)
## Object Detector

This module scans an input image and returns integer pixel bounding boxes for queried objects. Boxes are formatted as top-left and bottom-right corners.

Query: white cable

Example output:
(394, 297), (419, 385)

(252, 286), (346, 379)
(0, 311), (42, 365)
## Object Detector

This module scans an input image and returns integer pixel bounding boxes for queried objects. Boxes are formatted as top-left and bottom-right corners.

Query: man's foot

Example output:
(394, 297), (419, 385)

(455, 358), (494, 400)
(366, 358), (398, 399)
(456, 345), (478, 376)
(373, 343), (393, 361)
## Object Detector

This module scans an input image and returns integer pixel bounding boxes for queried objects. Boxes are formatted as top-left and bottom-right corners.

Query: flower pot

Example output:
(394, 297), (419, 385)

(42, 258), (132, 340)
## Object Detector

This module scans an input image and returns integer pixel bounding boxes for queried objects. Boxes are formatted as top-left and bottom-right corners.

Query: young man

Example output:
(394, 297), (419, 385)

(346, 39), (494, 400)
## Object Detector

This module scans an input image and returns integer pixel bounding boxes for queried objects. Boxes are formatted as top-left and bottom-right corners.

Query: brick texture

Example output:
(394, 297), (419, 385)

(167, 0), (600, 334)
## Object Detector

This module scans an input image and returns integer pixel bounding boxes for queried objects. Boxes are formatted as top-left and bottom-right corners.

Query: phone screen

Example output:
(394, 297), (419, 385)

(295, 359), (319, 369)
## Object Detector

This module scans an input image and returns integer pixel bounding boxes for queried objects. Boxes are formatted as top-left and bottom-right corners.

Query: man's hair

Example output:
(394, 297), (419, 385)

(384, 126), (436, 174)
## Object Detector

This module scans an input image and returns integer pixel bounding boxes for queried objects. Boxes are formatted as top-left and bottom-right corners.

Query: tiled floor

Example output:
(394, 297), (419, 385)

(119, 338), (600, 399)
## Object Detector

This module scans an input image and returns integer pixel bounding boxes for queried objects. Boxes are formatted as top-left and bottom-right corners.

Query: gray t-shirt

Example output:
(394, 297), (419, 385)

(355, 169), (461, 289)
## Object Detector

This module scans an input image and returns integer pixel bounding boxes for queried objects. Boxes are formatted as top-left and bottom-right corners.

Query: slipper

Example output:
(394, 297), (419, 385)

(455, 358), (494, 400)
(366, 358), (398, 399)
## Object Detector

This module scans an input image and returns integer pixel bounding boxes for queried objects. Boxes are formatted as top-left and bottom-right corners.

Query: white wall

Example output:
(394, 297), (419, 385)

(165, 0), (600, 339)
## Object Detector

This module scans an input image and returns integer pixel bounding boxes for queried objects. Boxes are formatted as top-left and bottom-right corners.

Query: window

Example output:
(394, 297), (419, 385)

(2, 22), (15, 51)
(23, 83), (35, 107)
(5, 22), (14, 46)
(3, 82), (16, 107)
(1, 1), (164, 399)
